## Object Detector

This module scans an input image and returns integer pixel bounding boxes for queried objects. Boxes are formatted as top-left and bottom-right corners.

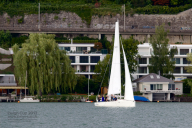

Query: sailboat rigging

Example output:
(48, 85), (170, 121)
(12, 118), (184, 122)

(94, 21), (135, 107)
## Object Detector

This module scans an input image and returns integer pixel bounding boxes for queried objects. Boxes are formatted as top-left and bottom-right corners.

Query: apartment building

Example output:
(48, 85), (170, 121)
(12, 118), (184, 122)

(132, 43), (192, 80)
(58, 42), (107, 79)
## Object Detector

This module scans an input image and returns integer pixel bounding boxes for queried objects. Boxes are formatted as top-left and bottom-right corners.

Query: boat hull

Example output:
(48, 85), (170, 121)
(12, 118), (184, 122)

(20, 100), (40, 103)
(20, 98), (40, 103)
(94, 99), (135, 107)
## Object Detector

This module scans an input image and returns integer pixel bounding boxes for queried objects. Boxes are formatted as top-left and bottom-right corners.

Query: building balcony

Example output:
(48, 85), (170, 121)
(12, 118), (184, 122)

(140, 90), (182, 94)
(0, 83), (17, 86)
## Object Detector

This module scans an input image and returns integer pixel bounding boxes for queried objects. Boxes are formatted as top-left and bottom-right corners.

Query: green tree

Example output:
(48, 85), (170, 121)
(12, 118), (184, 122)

(13, 33), (76, 95)
(184, 53), (192, 94)
(0, 30), (12, 49)
(148, 24), (177, 79)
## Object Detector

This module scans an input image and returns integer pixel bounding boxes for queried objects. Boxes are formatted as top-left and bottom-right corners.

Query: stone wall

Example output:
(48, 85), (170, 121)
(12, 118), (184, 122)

(1, 8), (192, 43)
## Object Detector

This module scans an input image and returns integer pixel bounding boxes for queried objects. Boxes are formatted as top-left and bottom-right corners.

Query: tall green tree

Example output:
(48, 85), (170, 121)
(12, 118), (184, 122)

(13, 33), (77, 95)
(184, 53), (192, 94)
(148, 24), (177, 79)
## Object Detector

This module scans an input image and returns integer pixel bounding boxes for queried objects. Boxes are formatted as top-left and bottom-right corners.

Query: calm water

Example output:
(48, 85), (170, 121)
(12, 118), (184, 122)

(0, 102), (192, 128)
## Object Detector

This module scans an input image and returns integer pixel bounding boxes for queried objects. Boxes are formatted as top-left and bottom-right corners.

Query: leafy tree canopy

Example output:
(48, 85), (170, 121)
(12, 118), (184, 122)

(148, 24), (177, 79)
(13, 33), (77, 95)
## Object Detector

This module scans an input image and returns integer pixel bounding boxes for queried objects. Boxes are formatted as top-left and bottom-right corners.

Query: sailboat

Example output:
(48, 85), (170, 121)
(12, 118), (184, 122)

(94, 21), (135, 107)
(20, 71), (40, 103)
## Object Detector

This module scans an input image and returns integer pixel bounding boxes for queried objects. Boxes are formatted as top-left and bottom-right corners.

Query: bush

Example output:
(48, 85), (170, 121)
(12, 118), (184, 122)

(68, 96), (73, 101)
(61, 96), (67, 101)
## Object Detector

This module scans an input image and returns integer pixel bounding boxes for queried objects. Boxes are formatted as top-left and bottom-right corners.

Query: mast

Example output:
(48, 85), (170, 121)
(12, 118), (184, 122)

(88, 75), (89, 100)
(25, 70), (27, 98)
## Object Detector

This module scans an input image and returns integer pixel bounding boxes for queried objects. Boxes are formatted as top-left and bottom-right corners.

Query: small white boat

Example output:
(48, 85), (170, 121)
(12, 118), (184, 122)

(19, 71), (40, 103)
(20, 98), (40, 103)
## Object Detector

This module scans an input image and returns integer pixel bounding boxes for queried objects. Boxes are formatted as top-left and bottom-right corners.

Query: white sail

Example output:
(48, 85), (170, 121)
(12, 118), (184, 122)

(121, 42), (134, 101)
(108, 21), (121, 95)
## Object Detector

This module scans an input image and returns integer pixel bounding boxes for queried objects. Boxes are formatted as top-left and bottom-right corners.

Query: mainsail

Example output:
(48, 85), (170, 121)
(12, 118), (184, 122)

(107, 21), (121, 95)
(121, 41), (134, 101)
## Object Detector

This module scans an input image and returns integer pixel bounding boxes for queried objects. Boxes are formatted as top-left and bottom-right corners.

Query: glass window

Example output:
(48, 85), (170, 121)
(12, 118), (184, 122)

(168, 84), (171, 90)
(149, 58), (151, 64)
(59, 47), (70, 51)
(139, 58), (147, 64)
(69, 56), (75, 63)
(150, 84), (153, 90)
(64, 47), (70, 51)
(154, 84), (156, 90)
(90, 56), (100, 63)
(138, 67), (147, 73)
(172, 58), (180, 64)
(157, 84), (163, 90)
(76, 47), (87, 52)
(59, 47), (64, 50)
(91, 65), (95, 72)
(80, 56), (89, 63)
(168, 84), (175, 90)
(180, 49), (189, 55)
(174, 67), (180, 73)
(172, 84), (175, 90)
(150, 84), (157, 90)
(183, 58), (189, 64)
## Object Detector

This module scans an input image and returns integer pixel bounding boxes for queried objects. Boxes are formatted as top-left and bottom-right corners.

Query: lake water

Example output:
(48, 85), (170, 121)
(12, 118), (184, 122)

(0, 102), (192, 128)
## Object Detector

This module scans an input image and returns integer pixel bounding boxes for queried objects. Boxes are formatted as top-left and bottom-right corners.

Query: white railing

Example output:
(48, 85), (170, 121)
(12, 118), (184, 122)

(140, 90), (182, 94)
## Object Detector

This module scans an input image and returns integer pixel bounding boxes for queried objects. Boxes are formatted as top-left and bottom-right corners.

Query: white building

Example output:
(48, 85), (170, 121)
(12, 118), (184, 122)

(133, 43), (192, 80)
(133, 73), (183, 101)
(58, 42), (107, 79)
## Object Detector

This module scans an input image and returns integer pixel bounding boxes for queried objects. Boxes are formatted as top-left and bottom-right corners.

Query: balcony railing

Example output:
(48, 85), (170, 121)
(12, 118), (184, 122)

(140, 90), (182, 94)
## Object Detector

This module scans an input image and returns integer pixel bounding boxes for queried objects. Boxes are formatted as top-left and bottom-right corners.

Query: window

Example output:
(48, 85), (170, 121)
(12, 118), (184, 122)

(80, 56), (88, 63)
(174, 67), (181, 73)
(149, 58), (151, 64)
(150, 84), (157, 90)
(172, 58), (180, 64)
(139, 58), (147, 64)
(59, 47), (70, 51)
(168, 84), (175, 90)
(156, 75), (160, 79)
(76, 47), (87, 52)
(150, 84), (153, 90)
(90, 65), (95, 72)
(90, 56), (100, 63)
(183, 58), (189, 64)
(150, 75), (154, 79)
(157, 84), (163, 90)
(69, 56), (75, 63)
(180, 49), (189, 55)
(138, 67), (147, 73)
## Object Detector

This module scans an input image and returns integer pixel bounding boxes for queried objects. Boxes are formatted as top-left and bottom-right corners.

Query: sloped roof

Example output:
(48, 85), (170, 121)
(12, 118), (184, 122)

(133, 73), (174, 84)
